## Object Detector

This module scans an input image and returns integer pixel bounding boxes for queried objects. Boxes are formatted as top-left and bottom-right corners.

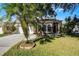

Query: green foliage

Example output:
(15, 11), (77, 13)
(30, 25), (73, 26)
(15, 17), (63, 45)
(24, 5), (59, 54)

(0, 34), (6, 37)
(64, 15), (79, 35)
(2, 22), (16, 34)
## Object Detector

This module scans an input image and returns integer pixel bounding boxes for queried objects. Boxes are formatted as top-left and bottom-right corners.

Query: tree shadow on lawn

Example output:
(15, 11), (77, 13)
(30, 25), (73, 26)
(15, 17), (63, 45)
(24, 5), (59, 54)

(34, 34), (55, 44)
(16, 35), (55, 49)
(55, 33), (66, 38)
(69, 35), (79, 40)
(66, 33), (79, 39)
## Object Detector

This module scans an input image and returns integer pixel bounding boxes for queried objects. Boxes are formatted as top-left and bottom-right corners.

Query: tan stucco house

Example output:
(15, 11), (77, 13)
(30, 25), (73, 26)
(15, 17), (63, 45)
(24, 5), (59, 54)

(0, 15), (62, 40)
(0, 22), (3, 34)
(35, 15), (62, 36)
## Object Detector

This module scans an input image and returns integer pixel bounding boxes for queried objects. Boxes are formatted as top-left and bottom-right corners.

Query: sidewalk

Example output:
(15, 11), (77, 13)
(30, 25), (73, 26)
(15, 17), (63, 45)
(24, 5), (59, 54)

(0, 34), (24, 56)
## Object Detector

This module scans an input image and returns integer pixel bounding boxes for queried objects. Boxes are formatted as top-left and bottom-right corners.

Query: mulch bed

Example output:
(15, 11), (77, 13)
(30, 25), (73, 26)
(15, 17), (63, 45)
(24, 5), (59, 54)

(18, 41), (36, 49)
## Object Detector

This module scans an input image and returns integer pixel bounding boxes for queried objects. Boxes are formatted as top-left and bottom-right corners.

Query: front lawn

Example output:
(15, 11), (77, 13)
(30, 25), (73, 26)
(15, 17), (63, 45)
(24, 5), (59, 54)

(4, 36), (79, 56)
(0, 34), (6, 37)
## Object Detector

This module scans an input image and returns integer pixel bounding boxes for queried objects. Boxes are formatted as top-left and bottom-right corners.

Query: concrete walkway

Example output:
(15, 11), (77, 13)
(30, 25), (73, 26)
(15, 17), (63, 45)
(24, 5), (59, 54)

(0, 34), (25, 56)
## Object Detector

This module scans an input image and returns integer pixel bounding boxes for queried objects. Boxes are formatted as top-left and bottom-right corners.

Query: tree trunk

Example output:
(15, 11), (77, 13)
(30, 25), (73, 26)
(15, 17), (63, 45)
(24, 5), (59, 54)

(19, 17), (29, 42)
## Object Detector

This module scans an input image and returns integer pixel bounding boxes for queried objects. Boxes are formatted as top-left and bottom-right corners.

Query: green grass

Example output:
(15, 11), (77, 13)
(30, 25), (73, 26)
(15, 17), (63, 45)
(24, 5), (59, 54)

(0, 34), (12, 37)
(4, 36), (79, 56)
(0, 34), (6, 37)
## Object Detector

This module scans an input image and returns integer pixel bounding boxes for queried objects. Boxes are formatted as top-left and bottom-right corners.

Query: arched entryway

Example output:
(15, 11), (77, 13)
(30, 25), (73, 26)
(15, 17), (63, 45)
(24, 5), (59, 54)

(53, 23), (58, 33)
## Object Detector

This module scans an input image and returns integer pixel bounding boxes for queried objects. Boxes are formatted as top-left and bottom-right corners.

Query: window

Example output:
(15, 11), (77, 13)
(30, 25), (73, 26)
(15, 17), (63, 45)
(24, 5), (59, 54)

(42, 25), (46, 31)
(48, 25), (52, 32)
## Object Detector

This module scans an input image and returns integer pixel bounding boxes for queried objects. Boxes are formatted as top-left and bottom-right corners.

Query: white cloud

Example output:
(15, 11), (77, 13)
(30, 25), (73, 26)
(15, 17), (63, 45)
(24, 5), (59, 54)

(58, 8), (64, 12)
(56, 8), (64, 12)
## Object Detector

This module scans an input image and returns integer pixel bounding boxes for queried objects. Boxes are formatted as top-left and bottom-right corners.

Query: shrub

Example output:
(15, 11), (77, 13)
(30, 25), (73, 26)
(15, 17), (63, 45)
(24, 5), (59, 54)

(2, 22), (16, 34)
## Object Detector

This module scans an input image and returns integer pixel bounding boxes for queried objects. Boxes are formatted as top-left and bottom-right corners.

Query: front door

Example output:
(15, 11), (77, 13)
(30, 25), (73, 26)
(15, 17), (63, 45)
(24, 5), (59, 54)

(53, 23), (58, 33)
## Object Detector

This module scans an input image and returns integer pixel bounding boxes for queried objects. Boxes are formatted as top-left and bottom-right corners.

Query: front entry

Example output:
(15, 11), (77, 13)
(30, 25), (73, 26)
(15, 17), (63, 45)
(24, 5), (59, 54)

(53, 23), (58, 33)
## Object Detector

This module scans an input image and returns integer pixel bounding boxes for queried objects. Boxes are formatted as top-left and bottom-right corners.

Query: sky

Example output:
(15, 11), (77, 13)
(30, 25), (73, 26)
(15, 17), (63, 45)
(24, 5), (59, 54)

(56, 7), (79, 20)
(0, 4), (79, 22)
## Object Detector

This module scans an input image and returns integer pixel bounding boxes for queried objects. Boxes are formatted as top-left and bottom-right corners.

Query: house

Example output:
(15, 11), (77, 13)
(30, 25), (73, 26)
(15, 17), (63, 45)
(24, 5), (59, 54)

(14, 20), (23, 34)
(0, 15), (62, 40)
(36, 15), (62, 36)
(0, 20), (23, 34)
(0, 22), (3, 34)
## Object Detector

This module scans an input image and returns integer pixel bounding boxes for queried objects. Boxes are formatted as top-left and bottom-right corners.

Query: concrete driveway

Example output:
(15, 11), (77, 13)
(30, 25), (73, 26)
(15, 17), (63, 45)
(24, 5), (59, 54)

(0, 34), (25, 56)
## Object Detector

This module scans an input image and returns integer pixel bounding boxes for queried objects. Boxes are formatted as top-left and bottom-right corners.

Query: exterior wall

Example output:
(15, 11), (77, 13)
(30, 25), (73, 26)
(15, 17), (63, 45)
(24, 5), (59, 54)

(28, 24), (35, 34)
(15, 23), (23, 34)
(28, 24), (37, 40)
(0, 27), (3, 34)
(45, 23), (53, 33)
(40, 20), (62, 35)
(19, 26), (23, 34)
(57, 22), (61, 34)
(0, 19), (61, 36)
